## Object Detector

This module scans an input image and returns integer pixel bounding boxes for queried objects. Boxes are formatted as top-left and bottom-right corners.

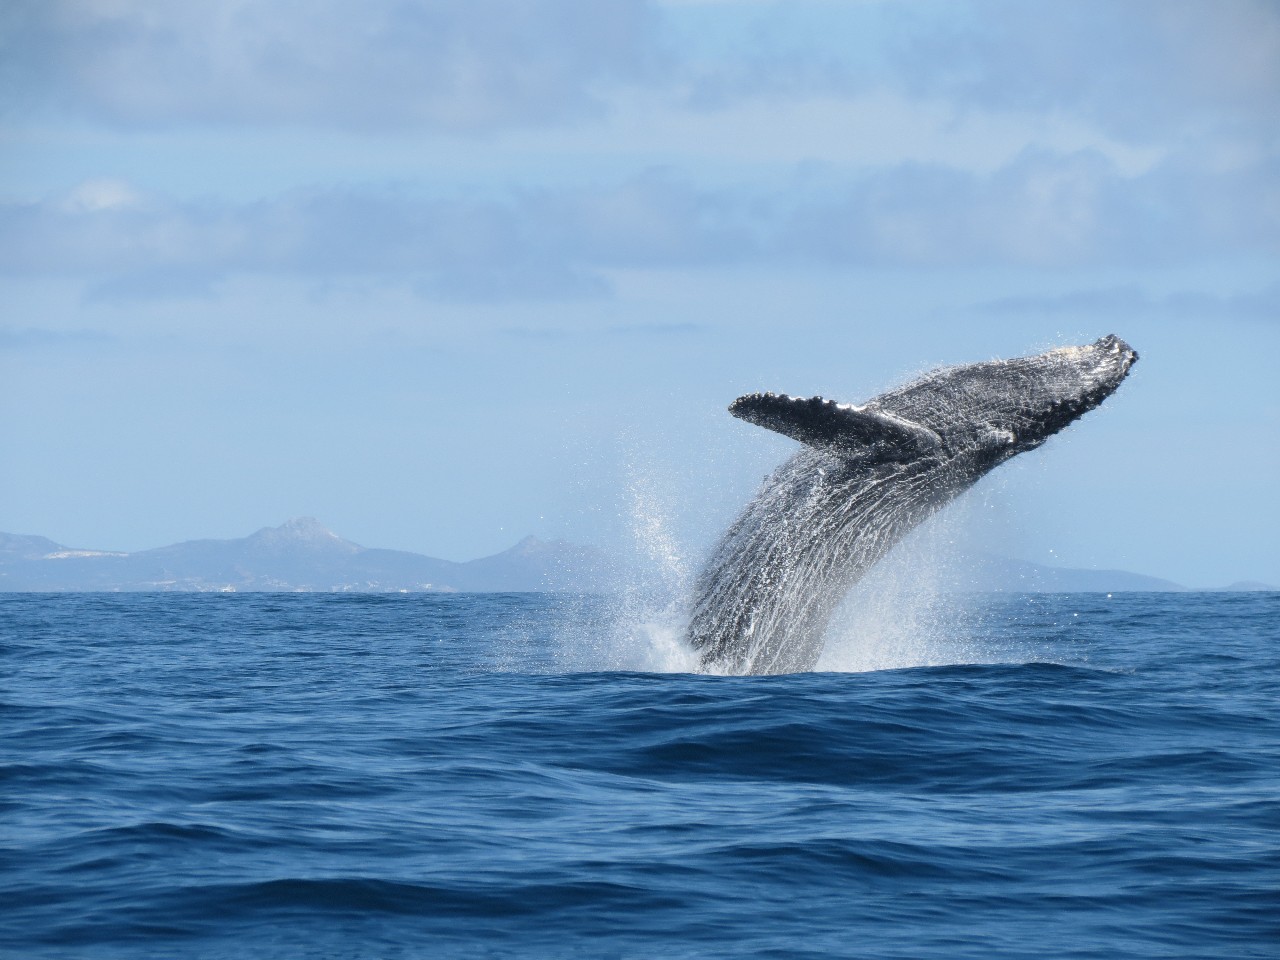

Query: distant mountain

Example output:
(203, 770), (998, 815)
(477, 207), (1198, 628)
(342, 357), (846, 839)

(947, 554), (1188, 593)
(0, 518), (613, 593)
(0, 520), (1271, 593)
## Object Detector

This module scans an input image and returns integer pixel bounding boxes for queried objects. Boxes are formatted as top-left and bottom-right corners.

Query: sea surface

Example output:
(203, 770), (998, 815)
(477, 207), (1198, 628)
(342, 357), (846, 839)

(2, 591), (1277, 959)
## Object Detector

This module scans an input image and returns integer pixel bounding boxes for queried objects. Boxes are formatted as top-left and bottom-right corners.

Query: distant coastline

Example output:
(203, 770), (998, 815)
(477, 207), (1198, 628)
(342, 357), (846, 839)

(1, 518), (1273, 594)
(0, 518), (610, 594)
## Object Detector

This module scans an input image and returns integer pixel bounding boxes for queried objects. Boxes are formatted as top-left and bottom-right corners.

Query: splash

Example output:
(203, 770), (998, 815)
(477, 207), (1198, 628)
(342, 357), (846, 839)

(816, 495), (1043, 672)
(607, 469), (701, 672)
(544, 455), (700, 674)
(551, 460), (1020, 675)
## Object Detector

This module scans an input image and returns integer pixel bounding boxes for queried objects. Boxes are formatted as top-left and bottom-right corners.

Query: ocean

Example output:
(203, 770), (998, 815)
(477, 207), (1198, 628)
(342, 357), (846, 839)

(3, 591), (1277, 959)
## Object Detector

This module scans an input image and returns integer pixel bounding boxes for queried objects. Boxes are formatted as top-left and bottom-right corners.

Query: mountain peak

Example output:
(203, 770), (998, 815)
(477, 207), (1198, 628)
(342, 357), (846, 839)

(279, 516), (336, 537)
(248, 517), (361, 553)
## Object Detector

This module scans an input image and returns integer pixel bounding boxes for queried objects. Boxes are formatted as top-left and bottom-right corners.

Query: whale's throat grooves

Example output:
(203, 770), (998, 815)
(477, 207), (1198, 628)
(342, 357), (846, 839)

(688, 450), (964, 674)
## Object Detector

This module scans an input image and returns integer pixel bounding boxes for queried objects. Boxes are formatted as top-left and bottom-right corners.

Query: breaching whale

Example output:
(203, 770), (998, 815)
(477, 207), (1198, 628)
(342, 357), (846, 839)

(687, 335), (1138, 675)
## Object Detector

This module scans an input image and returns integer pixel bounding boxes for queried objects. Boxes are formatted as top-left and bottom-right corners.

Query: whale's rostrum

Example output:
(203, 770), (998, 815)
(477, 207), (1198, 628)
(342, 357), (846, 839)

(687, 335), (1138, 675)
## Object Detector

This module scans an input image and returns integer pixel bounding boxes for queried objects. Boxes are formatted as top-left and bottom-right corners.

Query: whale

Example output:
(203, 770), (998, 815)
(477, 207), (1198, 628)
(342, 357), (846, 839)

(687, 335), (1138, 675)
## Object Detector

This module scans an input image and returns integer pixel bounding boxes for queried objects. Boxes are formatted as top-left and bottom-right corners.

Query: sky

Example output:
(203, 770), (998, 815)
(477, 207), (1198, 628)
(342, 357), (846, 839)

(2, 0), (1277, 588)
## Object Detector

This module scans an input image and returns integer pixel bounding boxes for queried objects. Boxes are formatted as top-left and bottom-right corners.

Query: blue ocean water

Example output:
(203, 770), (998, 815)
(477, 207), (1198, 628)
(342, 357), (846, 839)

(2, 592), (1277, 959)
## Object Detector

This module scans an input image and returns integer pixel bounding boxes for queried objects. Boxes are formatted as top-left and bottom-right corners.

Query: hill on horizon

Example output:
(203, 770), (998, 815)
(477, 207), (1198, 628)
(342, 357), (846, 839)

(0, 517), (611, 593)
(0, 518), (1273, 594)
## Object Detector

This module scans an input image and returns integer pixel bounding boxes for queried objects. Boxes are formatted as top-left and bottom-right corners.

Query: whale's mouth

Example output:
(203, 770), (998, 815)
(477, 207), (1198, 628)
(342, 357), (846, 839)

(1089, 333), (1140, 399)
(1096, 334), (1139, 369)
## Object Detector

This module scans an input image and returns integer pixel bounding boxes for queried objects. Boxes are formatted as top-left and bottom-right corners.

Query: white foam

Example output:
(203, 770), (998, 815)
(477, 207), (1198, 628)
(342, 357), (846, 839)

(43, 550), (128, 559)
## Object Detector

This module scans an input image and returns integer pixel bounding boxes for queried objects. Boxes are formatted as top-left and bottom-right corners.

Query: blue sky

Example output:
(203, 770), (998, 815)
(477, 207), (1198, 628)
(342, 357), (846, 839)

(2, 0), (1277, 587)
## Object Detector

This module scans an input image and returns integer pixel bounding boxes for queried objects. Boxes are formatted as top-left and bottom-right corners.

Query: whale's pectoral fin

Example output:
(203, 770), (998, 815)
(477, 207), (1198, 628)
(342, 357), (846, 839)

(730, 393), (942, 458)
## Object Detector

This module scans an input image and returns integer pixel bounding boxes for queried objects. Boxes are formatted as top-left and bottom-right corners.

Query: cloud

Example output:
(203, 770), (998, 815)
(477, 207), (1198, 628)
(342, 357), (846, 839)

(60, 178), (143, 213)
(0, 175), (758, 300)
(83, 266), (225, 304)
(607, 322), (702, 336)
(893, 0), (1280, 143)
(1, 0), (659, 131)
(3, 151), (1275, 302)
(978, 284), (1280, 323)
(666, 0), (1280, 147)
(499, 320), (703, 341)
(7, 0), (1276, 148)
(0, 326), (118, 351)
(779, 149), (1279, 268)
(781, 152), (1113, 267)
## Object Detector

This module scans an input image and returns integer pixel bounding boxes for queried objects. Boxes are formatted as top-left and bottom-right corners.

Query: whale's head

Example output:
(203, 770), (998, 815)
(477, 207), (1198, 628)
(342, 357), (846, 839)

(728, 335), (1136, 472)
(882, 334), (1138, 469)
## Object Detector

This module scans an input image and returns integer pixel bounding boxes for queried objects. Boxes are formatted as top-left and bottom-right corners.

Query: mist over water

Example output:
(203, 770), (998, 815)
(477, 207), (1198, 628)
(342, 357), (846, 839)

(554, 459), (1049, 676)
(819, 494), (1054, 673)
(544, 460), (701, 673)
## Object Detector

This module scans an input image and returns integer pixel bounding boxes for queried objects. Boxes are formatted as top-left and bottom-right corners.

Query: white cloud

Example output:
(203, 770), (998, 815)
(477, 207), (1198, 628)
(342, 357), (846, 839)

(891, 0), (1280, 144)
(2, 0), (659, 131)
(3, 150), (1275, 302)
(568, 89), (1166, 176)
(7, 0), (1276, 152)
(779, 150), (1279, 268)
(61, 178), (141, 212)
(978, 284), (1280, 322)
